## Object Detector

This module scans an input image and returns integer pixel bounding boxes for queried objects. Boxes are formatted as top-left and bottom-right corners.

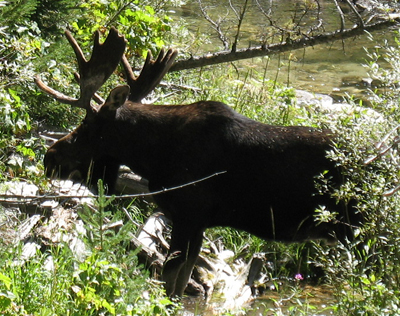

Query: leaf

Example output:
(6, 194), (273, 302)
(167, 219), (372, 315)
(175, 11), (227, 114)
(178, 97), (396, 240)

(0, 273), (12, 290)
(0, 293), (12, 310)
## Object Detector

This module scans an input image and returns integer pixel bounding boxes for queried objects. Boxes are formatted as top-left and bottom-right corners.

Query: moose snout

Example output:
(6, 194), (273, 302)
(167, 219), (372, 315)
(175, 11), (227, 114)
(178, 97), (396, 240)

(44, 148), (83, 180)
(44, 148), (60, 178)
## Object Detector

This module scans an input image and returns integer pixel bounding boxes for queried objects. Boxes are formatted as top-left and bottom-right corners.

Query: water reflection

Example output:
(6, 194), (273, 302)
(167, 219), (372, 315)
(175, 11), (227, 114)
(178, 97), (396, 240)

(179, 284), (336, 315)
(251, 284), (336, 316)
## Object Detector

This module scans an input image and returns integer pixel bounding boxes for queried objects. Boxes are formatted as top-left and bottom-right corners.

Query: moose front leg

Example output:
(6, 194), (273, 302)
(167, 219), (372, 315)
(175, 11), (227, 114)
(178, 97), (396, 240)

(162, 224), (204, 297)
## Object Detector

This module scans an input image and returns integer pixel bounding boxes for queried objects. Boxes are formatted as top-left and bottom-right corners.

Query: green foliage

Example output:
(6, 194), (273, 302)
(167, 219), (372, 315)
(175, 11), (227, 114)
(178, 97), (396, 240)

(0, 244), (176, 316)
(306, 33), (400, 315)
(0, 23), (47, 182)
(0, 189), (177, 315)
(71, 0), (172, 57)
(78, 180), (135, 256)
(0, 0), (177, 182)
(0, 0), (38, 28)
(161, 60), (298, 126)
(71, 253), (174, 316)
(0, 245), (75, 315)
(0, 0), (82, 35)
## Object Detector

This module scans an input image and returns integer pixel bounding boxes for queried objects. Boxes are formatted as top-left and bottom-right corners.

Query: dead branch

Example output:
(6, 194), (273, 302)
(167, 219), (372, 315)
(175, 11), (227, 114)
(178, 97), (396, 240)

(0, 171), (227, 203)
(197, 0), (230, 50)
(170, 17), (400, 72)
(230, 0), (249, 52)
(333, 0), (346, 32)
(344, 0), (365, 27)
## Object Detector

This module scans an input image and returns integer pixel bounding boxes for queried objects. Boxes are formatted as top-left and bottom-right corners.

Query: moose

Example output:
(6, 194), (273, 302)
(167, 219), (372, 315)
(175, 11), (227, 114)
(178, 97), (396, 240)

(36, 28), (362, 297)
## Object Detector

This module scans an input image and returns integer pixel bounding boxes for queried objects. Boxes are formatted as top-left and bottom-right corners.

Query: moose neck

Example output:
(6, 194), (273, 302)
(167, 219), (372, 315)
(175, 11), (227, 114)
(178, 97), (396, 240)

(101, 101), (238, 185)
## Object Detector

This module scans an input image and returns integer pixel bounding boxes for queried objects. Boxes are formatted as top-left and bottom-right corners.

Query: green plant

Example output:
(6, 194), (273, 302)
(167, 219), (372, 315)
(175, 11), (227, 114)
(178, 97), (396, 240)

(303, 32), (400, 315)
(71, 0), (173, 57)
(0, 21), (47, 182)
(71, 252), (175, 316)
(0, 245), (75, 315)
(0, 184), (178, 315)
(161, 61), (298, 126)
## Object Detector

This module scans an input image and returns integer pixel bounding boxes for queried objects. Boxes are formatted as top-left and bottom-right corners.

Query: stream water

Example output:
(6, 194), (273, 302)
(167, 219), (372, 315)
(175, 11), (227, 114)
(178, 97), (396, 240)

(171, 0), (397, 102)
(169, 1), (397, 314)
(178, 284), (336, 315)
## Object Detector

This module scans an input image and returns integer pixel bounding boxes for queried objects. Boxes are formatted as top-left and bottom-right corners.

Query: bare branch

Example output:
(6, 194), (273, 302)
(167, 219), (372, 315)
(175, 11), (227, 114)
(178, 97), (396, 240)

(333, 0), (346, 32)
(255, 0), (289, 35)
(170, 16), (400, 72)
(230, 0), (249, 52)
(0, 171), (227, 203)
(344, 0), (365, 27)
(198, 0), (230, 50)
(307, 0), (324, 35)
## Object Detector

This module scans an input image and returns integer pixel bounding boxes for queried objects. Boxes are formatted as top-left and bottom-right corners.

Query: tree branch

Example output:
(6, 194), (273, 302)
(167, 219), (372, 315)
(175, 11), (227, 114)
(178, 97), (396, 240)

(344, 0), (365, 27)
(0, 171), (227, 203)
(170, 17), (400, 72)
(197, 0), (230, 50)
(333, 0), (346, 32)
(230, 0), (249, 52)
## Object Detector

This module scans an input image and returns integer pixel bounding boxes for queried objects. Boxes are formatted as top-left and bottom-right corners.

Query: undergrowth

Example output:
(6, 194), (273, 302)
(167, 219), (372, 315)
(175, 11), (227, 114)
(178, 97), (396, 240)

(2, 19), (400, 314)
(0, 181), (177, 316)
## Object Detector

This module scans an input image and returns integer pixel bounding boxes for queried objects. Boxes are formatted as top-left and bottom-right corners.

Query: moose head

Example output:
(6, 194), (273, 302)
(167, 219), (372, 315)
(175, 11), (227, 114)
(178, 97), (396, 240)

(36, 28), (362, 298)
(36, 27), (177, 192)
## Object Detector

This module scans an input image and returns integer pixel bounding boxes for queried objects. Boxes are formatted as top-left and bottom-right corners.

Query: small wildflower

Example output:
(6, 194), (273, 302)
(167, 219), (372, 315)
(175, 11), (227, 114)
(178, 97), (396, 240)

(295, 273), (304, 281)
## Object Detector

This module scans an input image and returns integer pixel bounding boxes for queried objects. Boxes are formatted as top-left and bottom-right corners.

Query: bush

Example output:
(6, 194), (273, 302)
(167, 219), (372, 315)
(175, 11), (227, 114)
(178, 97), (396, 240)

(310, 33), (400, 315)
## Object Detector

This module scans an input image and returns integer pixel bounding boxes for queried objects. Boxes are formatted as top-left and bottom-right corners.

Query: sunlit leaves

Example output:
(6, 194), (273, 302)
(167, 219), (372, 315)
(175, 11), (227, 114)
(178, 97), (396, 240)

(72, 0), (172, 57)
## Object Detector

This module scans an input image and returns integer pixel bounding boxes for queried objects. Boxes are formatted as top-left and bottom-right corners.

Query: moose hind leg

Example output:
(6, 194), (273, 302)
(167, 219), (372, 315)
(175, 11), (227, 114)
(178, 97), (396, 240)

(162, 225), (204, 297)
(174, 230), (204, 296)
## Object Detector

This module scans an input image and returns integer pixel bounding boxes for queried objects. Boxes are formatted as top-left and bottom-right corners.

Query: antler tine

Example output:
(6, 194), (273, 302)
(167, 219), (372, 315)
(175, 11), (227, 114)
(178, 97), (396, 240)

(121, 54), (137, 89)
(122, 48), (178, 103)
(35, 27), (126, 110)
(65, 29), (87, 78)
(34, 75), (78, 105)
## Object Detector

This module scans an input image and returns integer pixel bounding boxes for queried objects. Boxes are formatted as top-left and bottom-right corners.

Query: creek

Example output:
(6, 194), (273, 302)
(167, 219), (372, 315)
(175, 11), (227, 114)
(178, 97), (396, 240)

(179, 284), (336, 315)
(171, 0), (397, 103)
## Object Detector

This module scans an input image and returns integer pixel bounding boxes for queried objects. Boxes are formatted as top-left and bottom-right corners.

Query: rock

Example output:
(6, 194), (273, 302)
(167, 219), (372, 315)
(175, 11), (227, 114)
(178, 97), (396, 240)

(295, 89), (384, 123)
(0, 181), (39, 197)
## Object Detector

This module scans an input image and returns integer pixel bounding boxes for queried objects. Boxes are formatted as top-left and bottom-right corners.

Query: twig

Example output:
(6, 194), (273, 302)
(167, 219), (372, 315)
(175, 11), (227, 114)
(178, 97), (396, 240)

(230, 0), (249, 52)
(198, 0), (230, 50)
(344, 0), (364, 27)
(333, 0), (346, 32)
(0, 171), (227, 202)
(105, 0), (136, 27)
(364, 123), (400, 165)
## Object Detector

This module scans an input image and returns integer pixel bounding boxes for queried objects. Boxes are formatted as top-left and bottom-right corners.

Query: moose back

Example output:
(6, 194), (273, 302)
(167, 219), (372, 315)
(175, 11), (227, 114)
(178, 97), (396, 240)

(37, 28), (361, 297)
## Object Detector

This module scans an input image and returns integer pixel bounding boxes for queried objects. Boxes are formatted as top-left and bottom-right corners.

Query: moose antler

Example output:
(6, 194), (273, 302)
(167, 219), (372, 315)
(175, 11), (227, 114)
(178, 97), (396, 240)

(35, 27), (126, 110)
(121, 48), (178, 103)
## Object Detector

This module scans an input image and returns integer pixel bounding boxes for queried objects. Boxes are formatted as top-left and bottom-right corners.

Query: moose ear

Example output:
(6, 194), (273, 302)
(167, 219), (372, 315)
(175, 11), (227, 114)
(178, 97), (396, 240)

(101, 85), (130, 112)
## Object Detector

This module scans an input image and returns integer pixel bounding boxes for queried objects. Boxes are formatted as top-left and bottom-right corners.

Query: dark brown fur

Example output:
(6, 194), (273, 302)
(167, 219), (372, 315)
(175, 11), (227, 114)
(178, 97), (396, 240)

(45, 89), (361, 296)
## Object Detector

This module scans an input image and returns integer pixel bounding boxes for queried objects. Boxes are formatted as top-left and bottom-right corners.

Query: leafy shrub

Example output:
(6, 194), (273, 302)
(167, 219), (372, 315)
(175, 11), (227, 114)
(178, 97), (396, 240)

(309, 33), (400, 315)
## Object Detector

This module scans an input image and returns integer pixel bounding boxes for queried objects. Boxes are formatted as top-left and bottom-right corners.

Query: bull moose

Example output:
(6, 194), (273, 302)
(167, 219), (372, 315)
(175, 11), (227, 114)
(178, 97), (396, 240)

(36, 28), (361, 297)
